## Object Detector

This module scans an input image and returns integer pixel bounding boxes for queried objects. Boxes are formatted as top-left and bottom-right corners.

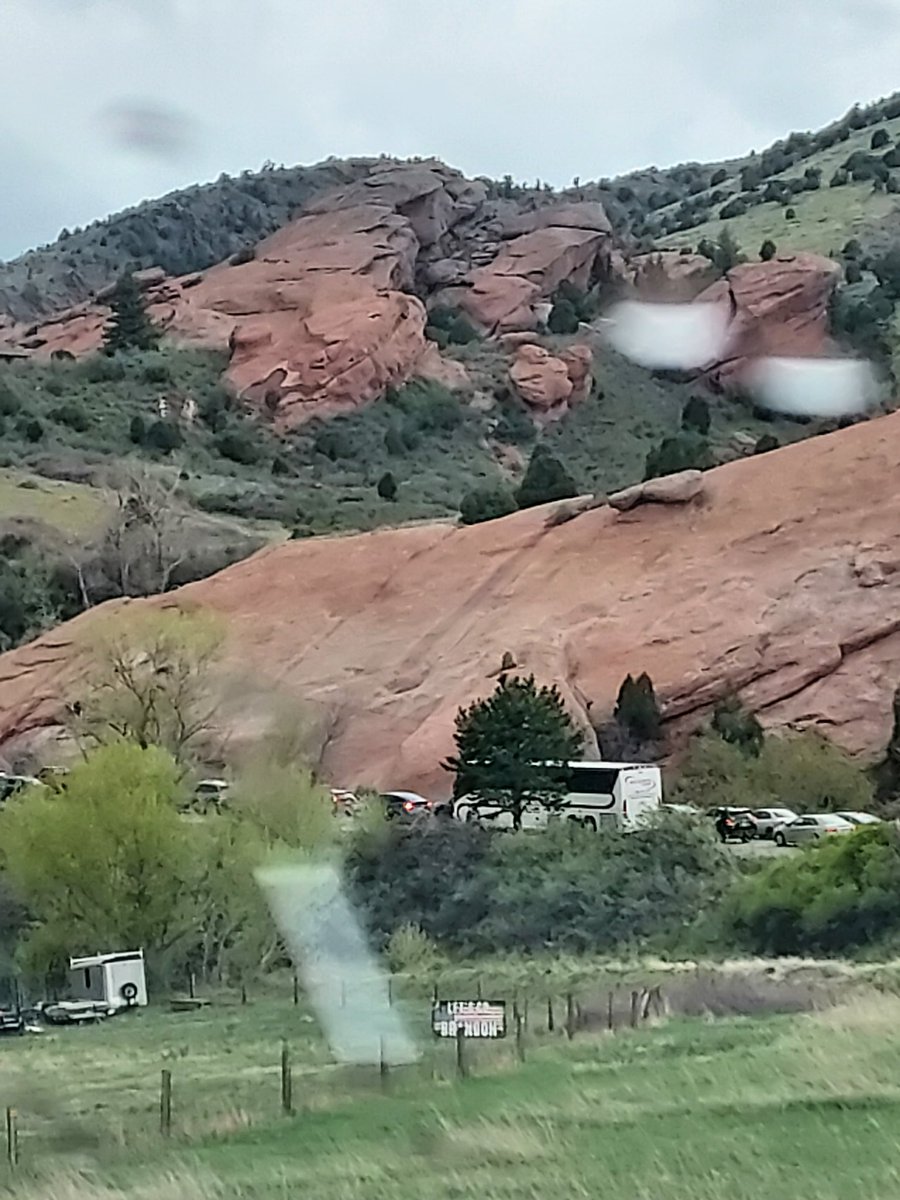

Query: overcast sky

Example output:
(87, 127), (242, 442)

(3, 0), (900, 259)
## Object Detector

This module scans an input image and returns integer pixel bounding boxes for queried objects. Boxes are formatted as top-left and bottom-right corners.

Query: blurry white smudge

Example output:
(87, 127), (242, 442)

(750, 356), (879, 418)
(255, 862), (419, 1066)
(603, 300), (731, 370)
(97, 101), (196, 162)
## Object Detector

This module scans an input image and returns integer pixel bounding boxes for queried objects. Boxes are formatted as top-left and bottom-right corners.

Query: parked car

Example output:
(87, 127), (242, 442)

(662, 802), (701, 816)
(834, 811), (881, 826)
(0, 1007), (24, 1036)
(711, 807), (756, 843)
(0, 773), (40, 803)
(749, 807), (798, 839)
(773, 814), (854, 846)
(193, 779), (229, 809)
(381, 791), (433, 820)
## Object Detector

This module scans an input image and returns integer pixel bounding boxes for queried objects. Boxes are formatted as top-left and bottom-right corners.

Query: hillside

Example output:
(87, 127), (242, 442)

(1, 411), (898, 788)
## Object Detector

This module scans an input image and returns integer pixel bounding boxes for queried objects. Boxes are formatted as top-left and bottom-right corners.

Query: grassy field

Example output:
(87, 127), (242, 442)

(3, 963), (900, 1199)
(657, 113), (900, 258)
(0, 470), (111, 538)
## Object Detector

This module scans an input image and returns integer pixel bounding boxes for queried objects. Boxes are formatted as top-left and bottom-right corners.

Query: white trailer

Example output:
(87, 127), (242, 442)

(453, 761), (662, 832)
(68, 950), (148, 1009)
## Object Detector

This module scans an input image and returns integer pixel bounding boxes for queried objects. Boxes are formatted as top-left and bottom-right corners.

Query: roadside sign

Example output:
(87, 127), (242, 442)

(431, 999), (507, 1039)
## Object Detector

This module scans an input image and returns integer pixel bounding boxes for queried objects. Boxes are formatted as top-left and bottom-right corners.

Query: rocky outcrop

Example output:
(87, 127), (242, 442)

(608, 470), (705, 512)
(624, 251), (720, 302)
(500, 202), (612, 239)
(3, 414), (900, 795)
(697, 253), (841, 388)
(451, 225), (610, 332)
(509, 342), (593, 417)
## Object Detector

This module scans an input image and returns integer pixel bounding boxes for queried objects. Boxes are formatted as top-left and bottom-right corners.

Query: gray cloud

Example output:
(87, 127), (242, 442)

(3, 0), (900, 258)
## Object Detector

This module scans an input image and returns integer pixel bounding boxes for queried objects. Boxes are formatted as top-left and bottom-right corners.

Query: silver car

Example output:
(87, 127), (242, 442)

(750, 807), (798, 839)
(774, 813), (854, 846)
(834, 811), (881, 827)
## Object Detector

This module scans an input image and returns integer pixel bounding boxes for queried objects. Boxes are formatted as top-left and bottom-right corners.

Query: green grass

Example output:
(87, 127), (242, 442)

(656, 113), (900, 258)
(0, 470), (111, 537)
(3, 967), (900, 1199)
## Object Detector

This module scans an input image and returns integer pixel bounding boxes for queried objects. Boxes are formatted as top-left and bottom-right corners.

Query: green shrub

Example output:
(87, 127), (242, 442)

(313, 422), (356, 461)
(493, 399), (535, 445)
(348, 817), (733, 955)
(724, 825), (900, 954)
(548, 297), (579, 334)
(81, 355), (126, 384)
(644, 433), (712, 480)
(144, 419), (183, 453)
(142, 361), (172, 385)
(710, 168), (727, 187)
(0, 381), (19, 417)
(681, 394), (711, 435)
(759, 239), (777, 262)
(215, 426), (260, 465)
(711, 694), (764, 755)
(830, 169), (849, 187)
(785, 207), (796, 219)
(229, 244), (256, 266)
(753, 433), (780, 455)
(19, 418), (43, 443)
(48, 402), (90, 433)
(387, 380), (463, 435)
(515, 445), (577, 509)
(459, 485), (517, 525)
(871, 128), (890, 149)
(844, 261), (863, 284)
(385, 922), (440, 973)
(425, 306), (479, 345)
(129, 415), (146, 445)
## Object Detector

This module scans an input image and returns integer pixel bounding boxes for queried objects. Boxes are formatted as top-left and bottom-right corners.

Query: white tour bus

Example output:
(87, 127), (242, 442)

(452, 761), (662, 832)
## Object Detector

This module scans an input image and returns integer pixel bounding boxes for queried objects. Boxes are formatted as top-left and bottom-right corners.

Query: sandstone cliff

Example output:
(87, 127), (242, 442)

(1, 413), (898, 795)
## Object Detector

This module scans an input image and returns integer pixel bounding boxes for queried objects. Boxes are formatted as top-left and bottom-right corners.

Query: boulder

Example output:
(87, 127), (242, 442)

(509, 344), (572, 411)
(625, 252), (719, 301)
(456, 226), (610, 333)
(697, 253), (841, 388)
(501, 202), (612, 238)
(508, 341), (593, 418)
(608, 470), (705, 512)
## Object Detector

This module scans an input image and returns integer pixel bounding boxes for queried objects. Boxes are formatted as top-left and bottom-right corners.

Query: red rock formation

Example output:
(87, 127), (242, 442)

(624, 251), (720, 301)
(454, 226), (609, 332)
(697, 252), (841, 388)
(3, 414), (900, 795)
(509, 342), (593, 417)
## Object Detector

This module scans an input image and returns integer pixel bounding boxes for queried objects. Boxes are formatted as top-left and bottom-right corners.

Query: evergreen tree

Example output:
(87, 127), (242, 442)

(516, 445), (577, 509)
(377, 471), (398, 501)
(614, 673), (662, 743)
(681, 395), (711, 436)
(711, 694), (764, 757)
(759, 239), (777, 262)
(644, 433), (712, 481)
(103, 273), (159, 354)
(445, 675), (583, 829)
(547, 297), (579, 335)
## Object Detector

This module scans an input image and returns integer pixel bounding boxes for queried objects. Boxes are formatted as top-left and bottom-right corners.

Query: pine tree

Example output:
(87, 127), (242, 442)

(377, 471), (398, 501)
(516, 445), (577, 509)
(681, 395), (711, 436)
(445, 675), (583, 829)
(614, 673), (662, 743)
(103, 273), (159, 354)
(711, 694), (764, 756)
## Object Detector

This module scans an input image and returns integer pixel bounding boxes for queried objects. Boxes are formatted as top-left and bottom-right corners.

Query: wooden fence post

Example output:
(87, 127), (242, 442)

(292, 972), (299, 1007)
(379, 1037), (390, 1091)
(515, 1013), (526, 1063)
(387, 976), (393, 1007)
(5, 1108), (18, 1168)
(629, 990), (639, 1029)
(546, 996), (555, 1033)
(565, 993), (576, 1040)
(240, 983), (247, 1006)
(455, 1026), (468, 1080)
(159, 1070), (172, 1137)
(607, 989), (615, 1032)
(187, 972), (195, 1000)
(281, 1041), (293, 1114)
(522, 995), (529, 1031)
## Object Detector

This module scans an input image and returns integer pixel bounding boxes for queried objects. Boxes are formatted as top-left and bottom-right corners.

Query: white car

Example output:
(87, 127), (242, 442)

(834, 810), (881, 826)
(750, 807), (798, 839)
(773, 813), (854, 846)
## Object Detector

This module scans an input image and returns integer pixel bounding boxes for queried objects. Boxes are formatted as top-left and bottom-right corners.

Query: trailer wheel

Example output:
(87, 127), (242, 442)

(120, 982), (139, 1004)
